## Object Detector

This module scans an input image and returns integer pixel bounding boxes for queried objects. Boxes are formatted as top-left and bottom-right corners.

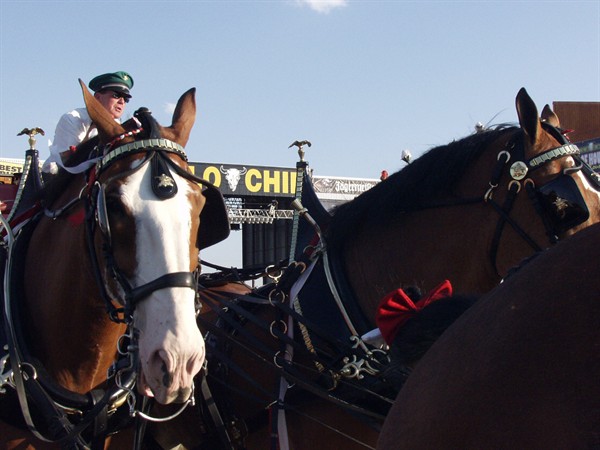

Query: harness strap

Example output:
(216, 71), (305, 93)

(43, 196), (82, 219)
(83, 194), (124, 321)
(201, 310), (390, 422)
(197, 288), (393, 445)
(486, 193), (543, 270)
(199, 280), (393, 406)
(574, 154), (600, 189)
(96, 138), (187, 173)
(527, 143), (580, 170)
(90, 389), (108, 450)
(132, 396), (152, 450)
(1, 214), (85, 446)
(490, 149), (511, 188)
(488, 181), (522, 275)
(200, 375), (235, 450)
(127, 272), (196, 306)
(525, 180), (558, 244)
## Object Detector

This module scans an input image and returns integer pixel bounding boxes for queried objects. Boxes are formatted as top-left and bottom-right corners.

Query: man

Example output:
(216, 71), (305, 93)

(43, 71), (134, 173)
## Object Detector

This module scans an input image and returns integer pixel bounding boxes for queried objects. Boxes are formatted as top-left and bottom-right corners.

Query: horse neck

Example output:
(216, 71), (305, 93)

(342, 146), (520, 324)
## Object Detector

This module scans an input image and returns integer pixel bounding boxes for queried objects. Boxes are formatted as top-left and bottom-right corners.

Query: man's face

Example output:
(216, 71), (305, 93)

(94, 90), (129, 119)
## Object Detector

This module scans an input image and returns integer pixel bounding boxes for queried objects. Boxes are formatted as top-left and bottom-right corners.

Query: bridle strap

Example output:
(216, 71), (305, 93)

(85, 149), (202, 321)
(96, 138), (187, 175)
(487, 182), (543, 276)
(126, 272), (197, 306)
(527, 143), (580, 170)
(524, 180), (558, 244)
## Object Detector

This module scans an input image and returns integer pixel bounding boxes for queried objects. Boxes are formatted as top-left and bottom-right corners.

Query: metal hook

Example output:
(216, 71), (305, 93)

(563, 161), (583, 175)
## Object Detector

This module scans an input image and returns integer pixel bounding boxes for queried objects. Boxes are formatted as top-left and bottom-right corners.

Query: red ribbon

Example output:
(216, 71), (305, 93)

(375, 280), (453, 345)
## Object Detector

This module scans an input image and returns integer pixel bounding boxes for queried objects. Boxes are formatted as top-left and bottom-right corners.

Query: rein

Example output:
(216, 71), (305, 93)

(196, 276), (391, 449)
(196, 196), (393, 450)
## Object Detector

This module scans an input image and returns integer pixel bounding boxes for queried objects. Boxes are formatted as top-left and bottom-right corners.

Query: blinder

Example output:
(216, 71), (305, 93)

(198, 182), (230, 250)
(94, 106), (231, 252)
(95, 182), (111, 240)
(94, 171), (230, 251)
(532, 121), (593, 233)
(536, 174), (589, 234)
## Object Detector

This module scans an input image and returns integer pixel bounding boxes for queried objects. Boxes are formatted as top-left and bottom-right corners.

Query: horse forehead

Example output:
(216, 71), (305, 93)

(114, 164), (195, 221)
(532, 129), (562, 155)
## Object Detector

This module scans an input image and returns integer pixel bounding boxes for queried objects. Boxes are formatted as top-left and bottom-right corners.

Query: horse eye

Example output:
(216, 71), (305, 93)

(105, 196), (126, 217)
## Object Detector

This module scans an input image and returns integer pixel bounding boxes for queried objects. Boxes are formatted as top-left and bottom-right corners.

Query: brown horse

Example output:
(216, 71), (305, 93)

(0, 80), (229, 448)
(377, 220), (600, 450)
(326, 87), (600, 324)
(264, 88), (600, 449)
(149, 88), (600, 450)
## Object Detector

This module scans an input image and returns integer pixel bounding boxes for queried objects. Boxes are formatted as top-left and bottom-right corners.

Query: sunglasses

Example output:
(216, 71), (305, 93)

(109, 91), (130, 103)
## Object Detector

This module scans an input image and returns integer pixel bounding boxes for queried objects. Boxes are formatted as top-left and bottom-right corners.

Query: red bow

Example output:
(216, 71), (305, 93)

(375, 280), (453, 345)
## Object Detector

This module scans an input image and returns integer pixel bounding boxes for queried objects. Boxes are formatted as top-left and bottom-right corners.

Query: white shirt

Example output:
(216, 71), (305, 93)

(49, 107), (97, 154)
(43, 107), (123, 174)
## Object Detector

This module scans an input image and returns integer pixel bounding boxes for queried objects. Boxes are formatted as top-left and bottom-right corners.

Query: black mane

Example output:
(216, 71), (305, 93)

(326, 125), (519, 250)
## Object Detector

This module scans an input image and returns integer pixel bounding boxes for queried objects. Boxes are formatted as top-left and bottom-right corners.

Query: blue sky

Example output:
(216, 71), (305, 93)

(1, 0), (599, 267)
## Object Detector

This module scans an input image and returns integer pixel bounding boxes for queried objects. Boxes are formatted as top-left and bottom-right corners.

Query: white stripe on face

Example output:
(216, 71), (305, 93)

(574, 170), (600, 210)
(119, 161), (204, 403)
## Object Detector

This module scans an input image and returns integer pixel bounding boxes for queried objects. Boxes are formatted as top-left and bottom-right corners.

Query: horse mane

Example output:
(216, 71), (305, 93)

(326, 125), (519, 250)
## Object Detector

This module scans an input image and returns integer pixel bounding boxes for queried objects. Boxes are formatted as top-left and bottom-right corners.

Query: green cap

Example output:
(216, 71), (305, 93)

(88, 71), (134, 98)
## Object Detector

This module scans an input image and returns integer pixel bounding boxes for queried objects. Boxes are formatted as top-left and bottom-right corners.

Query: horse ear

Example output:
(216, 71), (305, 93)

(541, 104), (561, 128)
(515, 87), (542, 145)
(160, 88), (196, 147)
(79, 79), (126, 143)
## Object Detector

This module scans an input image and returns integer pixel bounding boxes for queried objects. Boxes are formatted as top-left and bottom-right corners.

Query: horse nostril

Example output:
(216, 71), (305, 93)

(151, 349), (175, 388)
(186, 352), (203, 376)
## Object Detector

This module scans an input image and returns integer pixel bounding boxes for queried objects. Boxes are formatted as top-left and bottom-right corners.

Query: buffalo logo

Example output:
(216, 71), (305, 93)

(220, 166), (247, 192)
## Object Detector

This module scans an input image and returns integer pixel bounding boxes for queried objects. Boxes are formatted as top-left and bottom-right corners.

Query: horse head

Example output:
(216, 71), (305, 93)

(325, 88), (600, 324)
(490, 87), (600, 274)
(80, 81), (216, 404)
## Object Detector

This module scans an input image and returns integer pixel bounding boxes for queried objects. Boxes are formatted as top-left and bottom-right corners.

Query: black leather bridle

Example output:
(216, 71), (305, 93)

(85, 109), (229, 323)
(485, 122), (596, 275)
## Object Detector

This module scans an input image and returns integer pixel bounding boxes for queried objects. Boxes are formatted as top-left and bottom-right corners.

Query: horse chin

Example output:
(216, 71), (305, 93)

(137, 368), (194, 404)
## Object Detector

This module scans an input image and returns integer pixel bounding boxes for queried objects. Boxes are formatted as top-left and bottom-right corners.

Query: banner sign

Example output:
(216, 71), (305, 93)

(190, 162), (379, 199)
(577, 137), (600, 170)
(190, 163), (298, 197)
(311, 175), (378, 201)
(0, 159), (25, 176)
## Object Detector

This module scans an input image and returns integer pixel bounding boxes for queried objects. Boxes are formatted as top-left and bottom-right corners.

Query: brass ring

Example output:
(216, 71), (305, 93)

(497, 150), (511, 162)
(270, 320), (288, 337)
(508, 179), (521, 193)
(268, 289), (286, 306)
(273, 350), (292, 369)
